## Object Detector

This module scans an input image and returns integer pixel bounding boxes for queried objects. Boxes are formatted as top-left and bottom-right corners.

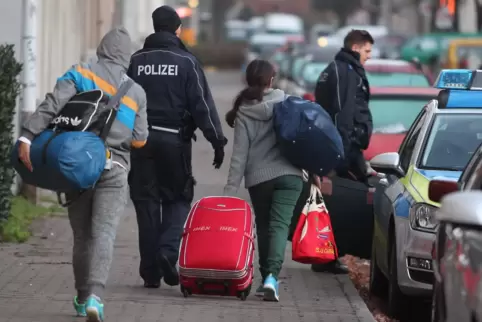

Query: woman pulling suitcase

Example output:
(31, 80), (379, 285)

(223, 59), (303, 302)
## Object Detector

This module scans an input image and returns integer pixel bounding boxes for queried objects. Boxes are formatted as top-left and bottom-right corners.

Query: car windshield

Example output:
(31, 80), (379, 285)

(370, 98), (427, 133)
(301, 62), (327, 85)
(291, 57), (307, 78)
(421, 114), (482, 171)
(367, 72), (430, 87)
(271, 51), (285, 63)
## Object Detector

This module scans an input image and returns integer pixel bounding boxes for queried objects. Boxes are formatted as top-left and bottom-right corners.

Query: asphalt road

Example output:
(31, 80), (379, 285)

(0, 71), (375, 322)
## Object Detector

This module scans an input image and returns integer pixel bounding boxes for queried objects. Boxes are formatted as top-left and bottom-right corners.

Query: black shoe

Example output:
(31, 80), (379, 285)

(158, 254), (180, 286)
(311, 260), (349, 274)
(143, 281), (161, 288)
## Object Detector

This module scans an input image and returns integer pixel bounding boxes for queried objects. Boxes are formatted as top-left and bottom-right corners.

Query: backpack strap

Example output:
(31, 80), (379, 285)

(99, 75), (135, 141)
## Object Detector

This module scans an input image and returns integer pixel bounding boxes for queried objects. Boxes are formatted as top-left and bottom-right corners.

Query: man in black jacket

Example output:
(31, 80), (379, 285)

(310, 30), (374, 274)
(127, 5), (227, 289)
(315, 29), (373, 182)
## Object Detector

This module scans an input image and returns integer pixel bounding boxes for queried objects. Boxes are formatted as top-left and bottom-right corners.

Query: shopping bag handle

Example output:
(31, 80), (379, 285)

(308, 185), (327, 211)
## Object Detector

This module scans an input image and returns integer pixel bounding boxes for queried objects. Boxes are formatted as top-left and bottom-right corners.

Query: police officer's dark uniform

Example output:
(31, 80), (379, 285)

(315, 48), (373, 181)
(127, 6), (227, 288)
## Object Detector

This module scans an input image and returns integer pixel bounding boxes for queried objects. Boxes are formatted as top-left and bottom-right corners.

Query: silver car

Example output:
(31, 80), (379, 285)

(369, 90), (482, 319)
(431, 143), (482, 322)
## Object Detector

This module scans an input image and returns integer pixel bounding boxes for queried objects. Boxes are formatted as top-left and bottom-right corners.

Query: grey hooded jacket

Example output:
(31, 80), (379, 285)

(224, 88), (302, 195)
(21, 27), (148, 170)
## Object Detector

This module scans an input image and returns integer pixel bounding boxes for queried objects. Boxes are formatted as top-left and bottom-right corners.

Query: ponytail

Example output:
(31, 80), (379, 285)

(225, 85), (264, 128)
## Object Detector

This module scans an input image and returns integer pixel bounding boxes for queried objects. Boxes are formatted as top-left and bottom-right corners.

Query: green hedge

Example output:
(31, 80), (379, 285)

(0, 44), (22, 222)
(189, 42), (246, 69)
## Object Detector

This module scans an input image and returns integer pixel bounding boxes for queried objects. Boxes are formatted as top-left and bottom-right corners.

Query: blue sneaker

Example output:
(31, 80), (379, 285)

(73, 296), (86, 317)
(263, 274), (280, 302)
(85, 295), (104, 322)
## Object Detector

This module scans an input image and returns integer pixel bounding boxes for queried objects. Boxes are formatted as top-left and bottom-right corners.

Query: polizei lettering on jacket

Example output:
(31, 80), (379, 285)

(137, 64), (178, 76)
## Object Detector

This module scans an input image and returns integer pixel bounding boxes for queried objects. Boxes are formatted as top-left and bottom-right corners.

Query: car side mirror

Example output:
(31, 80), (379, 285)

(428, 180), (459, 203)
(370, 152), (404, 177)
(436, 191), (482, 225)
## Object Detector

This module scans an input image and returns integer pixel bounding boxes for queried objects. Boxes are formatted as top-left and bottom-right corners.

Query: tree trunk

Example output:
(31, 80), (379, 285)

(211, 0), (233, 43)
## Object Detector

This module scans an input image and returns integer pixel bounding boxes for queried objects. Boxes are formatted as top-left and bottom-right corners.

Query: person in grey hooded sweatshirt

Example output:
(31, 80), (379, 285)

(17, 27), (148, 322)
(224, 59), (303, 302)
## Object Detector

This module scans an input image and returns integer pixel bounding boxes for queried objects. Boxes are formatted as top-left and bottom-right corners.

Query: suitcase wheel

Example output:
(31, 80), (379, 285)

(237, 284), (251, 301)
(180, 285), (191, 298)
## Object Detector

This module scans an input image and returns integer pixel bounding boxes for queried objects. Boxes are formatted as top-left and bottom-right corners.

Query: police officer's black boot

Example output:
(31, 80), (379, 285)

(311, 259), (349, 274)
(143, 281), (161, 289)
(158, 254), (180, 286)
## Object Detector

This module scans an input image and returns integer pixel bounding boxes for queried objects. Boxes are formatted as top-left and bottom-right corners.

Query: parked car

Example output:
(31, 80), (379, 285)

(368, 69), (482, 319)
(284, 46), (338, 96)
(325, 24), (389, 47)
(246, 33), (289, 64)
(400, 32), (482, 67)
(441, 37), (482, 69)
(364, 87), (440, 160)
(373, 33), (410, 60)
(429, 142), (482, 322)
(365, 59), (433, 87)
(310, 23), (336, 45)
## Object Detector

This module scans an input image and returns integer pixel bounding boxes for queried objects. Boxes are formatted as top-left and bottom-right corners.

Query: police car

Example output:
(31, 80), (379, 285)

(367, 69), (482, 319)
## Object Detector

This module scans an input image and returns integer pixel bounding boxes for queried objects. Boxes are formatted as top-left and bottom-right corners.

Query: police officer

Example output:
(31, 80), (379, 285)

(127, 5), (227, 289)
(310, 29), (374, 274)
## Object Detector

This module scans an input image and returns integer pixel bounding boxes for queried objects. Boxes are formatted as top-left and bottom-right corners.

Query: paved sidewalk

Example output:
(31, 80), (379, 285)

(0, 71), (375, 322)
(0, 203), (374, 322)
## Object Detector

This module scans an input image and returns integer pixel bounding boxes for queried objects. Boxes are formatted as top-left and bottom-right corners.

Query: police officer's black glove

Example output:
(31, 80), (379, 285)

(212, 137), (228, 169)
(213, 147), (224, 169)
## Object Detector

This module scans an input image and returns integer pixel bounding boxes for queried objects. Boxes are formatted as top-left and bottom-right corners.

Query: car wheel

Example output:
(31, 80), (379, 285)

(369, 234), (388, 297)
(431, 279), (445, 322)
(387, 239), (409, 319)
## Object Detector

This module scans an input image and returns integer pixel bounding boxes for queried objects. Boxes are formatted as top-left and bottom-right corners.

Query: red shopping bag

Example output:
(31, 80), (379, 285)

(292, 185), (338, 264)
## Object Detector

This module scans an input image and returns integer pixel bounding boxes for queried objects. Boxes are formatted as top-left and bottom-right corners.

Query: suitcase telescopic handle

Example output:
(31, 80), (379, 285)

(196, 280), (230, 295)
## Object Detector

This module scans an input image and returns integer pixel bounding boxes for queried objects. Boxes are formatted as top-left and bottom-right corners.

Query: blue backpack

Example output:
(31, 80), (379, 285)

(11, 78), (134, 205)
(273, 96), (344, 176)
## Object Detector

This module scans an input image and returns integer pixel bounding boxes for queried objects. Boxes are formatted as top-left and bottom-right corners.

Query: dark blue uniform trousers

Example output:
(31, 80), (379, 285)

(129, 131), (193, 284)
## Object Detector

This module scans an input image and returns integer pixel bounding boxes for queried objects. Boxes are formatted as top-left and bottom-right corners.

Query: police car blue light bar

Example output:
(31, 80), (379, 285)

(434, 69), (474, 89)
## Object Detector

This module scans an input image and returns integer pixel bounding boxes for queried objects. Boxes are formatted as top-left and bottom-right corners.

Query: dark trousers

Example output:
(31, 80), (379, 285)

(129, 130), (194, 283)
(133, 199), (190, 283)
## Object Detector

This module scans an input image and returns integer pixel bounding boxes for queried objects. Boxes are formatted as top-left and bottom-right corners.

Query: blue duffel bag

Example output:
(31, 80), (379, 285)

(11, 77), (134, 202)
(273, 96), (344, 176)
(11, 130), (107, 192)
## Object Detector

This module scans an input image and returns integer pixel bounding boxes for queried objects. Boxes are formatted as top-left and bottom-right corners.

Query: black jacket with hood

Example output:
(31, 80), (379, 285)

(315, 48), (373, 158)
(127, 31), (225, 149)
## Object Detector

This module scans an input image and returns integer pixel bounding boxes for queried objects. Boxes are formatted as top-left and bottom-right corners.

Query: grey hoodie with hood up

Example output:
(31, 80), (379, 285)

(224, 89), (302, 194)
(21, 27), (148, 170)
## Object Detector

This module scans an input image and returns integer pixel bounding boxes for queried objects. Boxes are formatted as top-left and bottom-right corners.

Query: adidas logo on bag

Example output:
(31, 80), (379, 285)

(51, 115), (82, 127)
(70, 117), (81, 126)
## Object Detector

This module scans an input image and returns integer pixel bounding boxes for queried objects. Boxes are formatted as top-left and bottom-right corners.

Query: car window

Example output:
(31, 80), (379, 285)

(420, 38), (438, 51)
(271, 51), (285, 63)
(399, 109), (427, 171)
(300, 62), (328, 85)
(280, 58), (291, 75)
(370, 98), (427, 133)
(291, 57), (308, 79)
(367, 72), (430, 87)
(459, 147), (482, 190)
(421, 114), (482, 171)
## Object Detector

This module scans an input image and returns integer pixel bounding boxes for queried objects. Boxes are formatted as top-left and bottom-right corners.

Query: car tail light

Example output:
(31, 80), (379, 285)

(302, 93), (315, 101)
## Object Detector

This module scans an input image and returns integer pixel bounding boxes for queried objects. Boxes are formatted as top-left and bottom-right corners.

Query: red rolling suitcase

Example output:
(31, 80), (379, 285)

(179, 196), (255, 300)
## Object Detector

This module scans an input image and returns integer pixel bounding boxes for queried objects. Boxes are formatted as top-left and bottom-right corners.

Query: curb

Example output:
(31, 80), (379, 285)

(336, 275), (377, 322)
